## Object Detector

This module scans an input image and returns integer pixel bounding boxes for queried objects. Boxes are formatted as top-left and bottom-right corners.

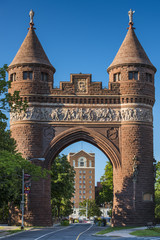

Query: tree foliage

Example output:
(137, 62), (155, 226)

(155, 162), (160, 219)
(0, 150), (48, 208)
(51, 154), (75, 218)
(79, 199), (102, 218)
(96, 161), (113, 206)
(0, 65), (48, 223)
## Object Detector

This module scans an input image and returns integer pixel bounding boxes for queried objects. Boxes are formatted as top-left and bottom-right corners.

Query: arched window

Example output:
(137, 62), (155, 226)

(78, 157), (86, 167)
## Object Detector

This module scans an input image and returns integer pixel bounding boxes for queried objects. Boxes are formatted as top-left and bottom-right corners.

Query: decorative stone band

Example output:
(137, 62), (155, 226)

(10, 106), (153, 123)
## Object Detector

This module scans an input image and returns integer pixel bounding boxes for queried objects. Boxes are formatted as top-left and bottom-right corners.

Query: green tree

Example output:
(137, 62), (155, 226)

(0, 64), (27, 153)
(51, 154), (75, 218)
(79, 199), (102, 218)
(155, 162), (160, 219)
(97, 161), (113, 206)
(0, 65), (48, 223)
(0, 150), (48, 208)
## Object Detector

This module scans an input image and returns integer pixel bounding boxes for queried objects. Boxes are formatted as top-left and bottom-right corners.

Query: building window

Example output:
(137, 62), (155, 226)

(73, 160), (75, 167)
(83, 185), (85, 189)
(83, 190), (85, 194)
(23, 71), (33, 80)
(89, 186), (92, 189)
(78, 157), (86, 167)
(79, 196), (82, 199)
(83, 196), (85, 199)
(89, 160), (92, 167)
(79, 180), (82, 183)
(41, 72), (48, 81)
(89, 181), (92, 183)
(113, 73), (121, 82)
(89, 176), (92, 179)
(83, 171), (86, 174)
(128, 71), (138, 80)
(89, 196), (92, 199)
(79, 175), (82, 179)
(89, 190), (92, 194)
(10, 73), (16, 82)
(79, 190), (81, 194)
(143, 193), (153, 202)
(83, 180), (85, 184)
(83, 176), (85, 179)
(89, 170), (92, 173)
(79, 185), (82, 188)
(146, 73), (152, 82)
(79, 170), (82, 174)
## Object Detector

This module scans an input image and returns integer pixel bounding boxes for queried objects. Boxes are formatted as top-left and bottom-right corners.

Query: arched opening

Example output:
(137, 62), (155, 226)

(43, 127), (121, 223)
(50, 140), (113, 222)
(44, 126), (121, 169)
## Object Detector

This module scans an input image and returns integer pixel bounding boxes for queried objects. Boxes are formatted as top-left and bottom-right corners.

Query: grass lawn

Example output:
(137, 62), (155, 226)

(130, 228), (160, 237)
(7, 229), (22, 234)
(97, 226), (136, 235)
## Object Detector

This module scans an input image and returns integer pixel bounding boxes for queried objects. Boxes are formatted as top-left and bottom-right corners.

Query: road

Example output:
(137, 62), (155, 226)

(2, 223), (160, 240)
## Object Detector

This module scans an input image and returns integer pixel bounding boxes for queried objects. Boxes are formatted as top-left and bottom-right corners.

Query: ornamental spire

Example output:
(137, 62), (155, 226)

(128, 9), (135, 29)
(29, 9), (34, 26)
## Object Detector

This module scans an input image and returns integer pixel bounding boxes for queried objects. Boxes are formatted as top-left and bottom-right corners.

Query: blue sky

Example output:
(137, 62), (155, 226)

(1, 0), (160, 182)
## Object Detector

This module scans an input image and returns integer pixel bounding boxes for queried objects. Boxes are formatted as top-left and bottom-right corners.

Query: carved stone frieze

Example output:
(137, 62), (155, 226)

(10, 107), (152, 123)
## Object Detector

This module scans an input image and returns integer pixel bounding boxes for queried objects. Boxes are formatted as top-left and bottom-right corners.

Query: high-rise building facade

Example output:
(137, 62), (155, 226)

(68, 150), (95, 209)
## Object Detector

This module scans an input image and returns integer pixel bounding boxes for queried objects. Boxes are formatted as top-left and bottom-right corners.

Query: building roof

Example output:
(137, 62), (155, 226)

(9, 24), (55, 71)
(107, 26), (156, 72)
(68, 150), (95, 157)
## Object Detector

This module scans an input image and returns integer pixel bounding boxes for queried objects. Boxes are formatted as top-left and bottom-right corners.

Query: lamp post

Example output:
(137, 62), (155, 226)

(21, 169), (24, 230)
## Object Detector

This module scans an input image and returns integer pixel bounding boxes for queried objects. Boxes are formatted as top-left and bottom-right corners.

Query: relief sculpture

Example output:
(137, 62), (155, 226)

(10, 107), (152, 123)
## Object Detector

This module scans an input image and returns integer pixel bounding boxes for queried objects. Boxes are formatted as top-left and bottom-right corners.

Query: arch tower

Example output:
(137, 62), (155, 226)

(8, 11), (156, 226)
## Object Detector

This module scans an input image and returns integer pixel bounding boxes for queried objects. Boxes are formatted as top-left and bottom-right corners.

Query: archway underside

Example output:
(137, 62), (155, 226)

(44, 126), (121, 169)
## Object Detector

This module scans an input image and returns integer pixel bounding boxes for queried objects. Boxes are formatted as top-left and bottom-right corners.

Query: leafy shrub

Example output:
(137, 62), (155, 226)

(61, 220), (69, 226)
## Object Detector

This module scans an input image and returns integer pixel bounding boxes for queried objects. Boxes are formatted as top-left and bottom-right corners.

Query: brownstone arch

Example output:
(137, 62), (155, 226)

(44, 127), (121, 169)
(8, 13), (156, 226)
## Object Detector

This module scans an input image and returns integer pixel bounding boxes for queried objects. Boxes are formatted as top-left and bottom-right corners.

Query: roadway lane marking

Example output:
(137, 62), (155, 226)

(34, 225), (73, 240)
(76, 224), (93, 240)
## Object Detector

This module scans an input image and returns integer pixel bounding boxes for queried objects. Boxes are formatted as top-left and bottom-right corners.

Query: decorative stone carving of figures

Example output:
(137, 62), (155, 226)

(128, 9), (135, 24)
(116, 110), (121, 121)
(51, 108), (59, 121)
(29, 9), (34, 24)
(63, 109), (71, 120)
(96, 108), (102, 121)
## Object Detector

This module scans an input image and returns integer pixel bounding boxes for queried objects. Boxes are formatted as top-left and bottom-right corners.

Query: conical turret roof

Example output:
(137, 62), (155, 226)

(9, 24), (55, 71)
(107, 26), (156, 72)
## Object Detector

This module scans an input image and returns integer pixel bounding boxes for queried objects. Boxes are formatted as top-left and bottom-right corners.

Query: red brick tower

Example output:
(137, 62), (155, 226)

(107, 11), (156, 225)
(8, 12), (55, 160)
(8, 11), (56, 226)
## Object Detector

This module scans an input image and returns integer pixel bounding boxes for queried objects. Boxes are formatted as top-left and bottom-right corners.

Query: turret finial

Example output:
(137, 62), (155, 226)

(128, 9), (135, 28)
(29, 9), (34, 26)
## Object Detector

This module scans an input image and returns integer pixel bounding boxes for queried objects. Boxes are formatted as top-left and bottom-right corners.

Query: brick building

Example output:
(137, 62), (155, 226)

(68, 150), (95, 209)
(8, 10), (156, 226)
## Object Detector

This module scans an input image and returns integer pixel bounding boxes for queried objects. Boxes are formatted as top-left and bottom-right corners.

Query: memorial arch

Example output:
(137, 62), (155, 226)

(8, 11), (156, 226)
